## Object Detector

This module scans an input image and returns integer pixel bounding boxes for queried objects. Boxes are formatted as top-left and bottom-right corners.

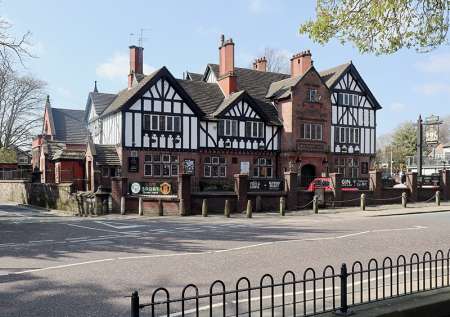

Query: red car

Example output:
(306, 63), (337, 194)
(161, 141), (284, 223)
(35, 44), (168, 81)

(306, 177), (358, 192)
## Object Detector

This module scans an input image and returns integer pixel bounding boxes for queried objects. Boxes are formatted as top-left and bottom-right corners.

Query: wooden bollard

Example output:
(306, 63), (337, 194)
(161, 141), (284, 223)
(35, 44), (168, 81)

(360, 193), (366, 211)
(120, 196), (125, 215)
(255, 196), (262, 212)
(158, 199), (163, 216)
(402, 192), (407, 208)
(246, 200), (253, 218)
(280, 197), (285, 216)
(313, 195), (319, 214)
(224, 199), (230, 218)
(436, 191), (441, 206)
(138, 197), (143, 216)
(179, 198), (186, 216)
(202, 199), (208, 217)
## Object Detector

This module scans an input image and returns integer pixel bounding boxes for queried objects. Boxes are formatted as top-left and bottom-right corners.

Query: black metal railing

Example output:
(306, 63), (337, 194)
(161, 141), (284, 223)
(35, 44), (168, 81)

(131, 249), (450, 316)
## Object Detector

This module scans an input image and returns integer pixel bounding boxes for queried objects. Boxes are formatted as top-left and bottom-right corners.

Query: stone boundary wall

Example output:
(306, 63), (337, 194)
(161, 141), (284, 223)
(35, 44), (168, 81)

(0, 180), (79, 212)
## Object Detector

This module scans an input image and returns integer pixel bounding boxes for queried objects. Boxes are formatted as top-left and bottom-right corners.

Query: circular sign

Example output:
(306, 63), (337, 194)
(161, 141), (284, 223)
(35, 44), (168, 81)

(130, 182), (141, 194)
(159, 182), (171, 195)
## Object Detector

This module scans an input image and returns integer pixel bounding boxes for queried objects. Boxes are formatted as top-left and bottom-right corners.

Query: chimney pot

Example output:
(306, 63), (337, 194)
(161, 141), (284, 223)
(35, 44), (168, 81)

(290, 49), (312, 77)
(218, 35), (237, 96)
(128, 46), (144, 89)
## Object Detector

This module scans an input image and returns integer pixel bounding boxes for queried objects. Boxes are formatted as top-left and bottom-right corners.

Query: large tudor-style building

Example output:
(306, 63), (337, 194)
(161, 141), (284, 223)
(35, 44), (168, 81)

(32, 35), (381, 195)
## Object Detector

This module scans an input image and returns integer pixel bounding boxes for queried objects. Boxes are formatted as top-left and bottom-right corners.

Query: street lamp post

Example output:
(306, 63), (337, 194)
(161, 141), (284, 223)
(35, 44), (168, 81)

(417, 115), (423, 178)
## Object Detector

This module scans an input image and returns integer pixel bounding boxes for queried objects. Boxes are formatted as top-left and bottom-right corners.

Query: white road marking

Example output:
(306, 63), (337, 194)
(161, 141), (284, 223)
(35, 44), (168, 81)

(65, 223), (133, 234)
(0, 225), (428, 276)
(2, 258), (114, 276)
(94, 220), (146, 230)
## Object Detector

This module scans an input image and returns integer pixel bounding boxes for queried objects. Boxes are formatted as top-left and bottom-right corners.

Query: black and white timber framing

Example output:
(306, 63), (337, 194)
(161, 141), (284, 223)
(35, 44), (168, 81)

(329, 64), (381, 156)
(88, 67), (280, 152)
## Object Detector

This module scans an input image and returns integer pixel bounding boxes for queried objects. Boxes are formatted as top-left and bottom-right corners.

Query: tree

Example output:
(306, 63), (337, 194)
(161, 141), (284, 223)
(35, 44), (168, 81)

(0, 17), (32, 62)
(251, 47), (290, 73)
(391, 122), (417, 168)
(263, 47), (290, 73)
(438, 115), (450, 144)
(0, 54), (46, 148)
(300, 0), (450, 55)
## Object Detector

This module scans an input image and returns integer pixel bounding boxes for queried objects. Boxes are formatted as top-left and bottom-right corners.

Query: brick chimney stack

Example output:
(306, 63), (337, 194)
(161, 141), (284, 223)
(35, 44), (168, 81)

(218, 34), (237, 96)
(290, 50), (312, 77)
(128, 45), (144, 89)
(253, 57), (267, 72)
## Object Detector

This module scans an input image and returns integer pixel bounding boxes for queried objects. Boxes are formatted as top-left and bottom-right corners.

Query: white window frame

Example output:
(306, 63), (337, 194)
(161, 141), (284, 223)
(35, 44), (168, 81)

(302, 123), (322, 141)
(223, 119), (238, 137)
(204, 156), (227, 178)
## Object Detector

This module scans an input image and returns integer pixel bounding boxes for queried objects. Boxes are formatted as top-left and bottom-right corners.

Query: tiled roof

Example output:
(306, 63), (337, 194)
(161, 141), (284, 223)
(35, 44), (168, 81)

(90, 92), (117, 115)
(94, 145), (121, 166)
(186, 72), (203, 81)
(101, 68), (161, 117)
(51, 108), (88, 143)
(318, 62), (351, 88)
(208, 64), (287, 124)
(178, 79), (223, 115)
(52, 149), (85, 161)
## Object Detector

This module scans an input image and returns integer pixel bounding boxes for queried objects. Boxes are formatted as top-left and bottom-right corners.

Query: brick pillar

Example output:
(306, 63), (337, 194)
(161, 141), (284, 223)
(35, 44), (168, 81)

(111, 177), (128, 212)
(369, 170), (382, 198)
(330, 173), (342, 203)
(178, 173), (191, 215)
(284, 171), (298, 210)
(406, 172), (418, 202)
(234, 174), (248, 213)
(440, 170), (450, 201)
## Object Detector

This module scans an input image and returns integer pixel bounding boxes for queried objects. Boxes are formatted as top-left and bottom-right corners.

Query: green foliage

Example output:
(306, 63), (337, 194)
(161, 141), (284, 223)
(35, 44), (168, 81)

(300, 0), (450, 54)
(391, 122), (417, 167)
(0, 147), (17, 163)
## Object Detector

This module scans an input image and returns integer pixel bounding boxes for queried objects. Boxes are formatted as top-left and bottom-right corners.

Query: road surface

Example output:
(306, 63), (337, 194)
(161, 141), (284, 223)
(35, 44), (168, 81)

(0, 202), (449, 316)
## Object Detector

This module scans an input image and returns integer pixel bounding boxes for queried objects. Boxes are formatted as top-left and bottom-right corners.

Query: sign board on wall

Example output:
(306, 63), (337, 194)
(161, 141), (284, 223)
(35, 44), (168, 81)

(240, 161), (250, 174)
(341, 178), (369, 190)
(248, 179), (283, 191)
(183, 159), (195, 175)
(129, 181), (174, 195)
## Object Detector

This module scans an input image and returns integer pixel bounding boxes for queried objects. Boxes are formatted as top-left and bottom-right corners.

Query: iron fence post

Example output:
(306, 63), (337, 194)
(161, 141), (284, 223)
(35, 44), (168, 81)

(336, 263), (353, 315)
(131, 291), (140, 317)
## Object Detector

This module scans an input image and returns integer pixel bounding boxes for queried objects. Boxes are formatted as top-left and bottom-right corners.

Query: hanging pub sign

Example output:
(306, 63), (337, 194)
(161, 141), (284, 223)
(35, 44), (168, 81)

(128, 157), (139, 173)
(129, 181), (174, 195)
(341, 178), (369, 190)
(424, 115), (442, 145)
(249, 179), (283, 191)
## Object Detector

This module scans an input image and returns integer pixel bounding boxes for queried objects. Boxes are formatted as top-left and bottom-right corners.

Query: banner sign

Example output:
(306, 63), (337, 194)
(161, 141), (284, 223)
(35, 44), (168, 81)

(129, 181), (174, 195)
(417, 175), (440, 187)
(249, 179), (283, 191)
(341, 178), (369, 190)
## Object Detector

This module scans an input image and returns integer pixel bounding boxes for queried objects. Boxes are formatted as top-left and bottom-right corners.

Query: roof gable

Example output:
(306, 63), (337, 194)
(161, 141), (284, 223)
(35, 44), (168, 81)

(212, 90), (271, 122)
(102, 67), (205, 117)
(320, 62), (381, 110)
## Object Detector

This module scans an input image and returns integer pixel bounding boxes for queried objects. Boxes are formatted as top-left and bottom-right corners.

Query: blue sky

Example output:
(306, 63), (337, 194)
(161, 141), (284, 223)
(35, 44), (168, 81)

(4, 0), (450, 135)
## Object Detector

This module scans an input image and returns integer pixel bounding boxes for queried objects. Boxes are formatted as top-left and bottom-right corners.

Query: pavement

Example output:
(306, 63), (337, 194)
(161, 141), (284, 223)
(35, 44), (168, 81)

(1, 201), (450, 316)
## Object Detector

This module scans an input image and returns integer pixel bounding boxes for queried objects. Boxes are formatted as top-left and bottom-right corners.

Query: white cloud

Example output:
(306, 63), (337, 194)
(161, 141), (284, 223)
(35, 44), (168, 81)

(416, 83), (450, 95)
(389, 102), (406, 113)
(96, 52), (154, 81)
(416, 53), (450, 73)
